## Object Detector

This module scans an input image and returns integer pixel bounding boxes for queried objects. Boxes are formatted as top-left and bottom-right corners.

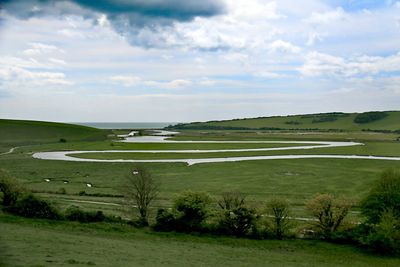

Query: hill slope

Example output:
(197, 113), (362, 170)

(0, 119), (108, 146)
(168, 111), (400, 132)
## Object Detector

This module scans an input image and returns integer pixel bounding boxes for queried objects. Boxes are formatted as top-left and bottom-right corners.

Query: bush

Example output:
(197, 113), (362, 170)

(305, 193), (353, 237)
(153, 208), (177, 231)
(59, 138), (67, 143)
(9, 194), (62, 220)
(65, 206), (106, 223)
(173, 191), (211, 232)
(361, 209), (400, 255)
(266, 198), (292, 239)
(354, 111), (388, 124)
(216, 191), (257, 237)
(361, 169), (400, 224)
(0, 169), (25, 206)
(217, 206), (257, 237)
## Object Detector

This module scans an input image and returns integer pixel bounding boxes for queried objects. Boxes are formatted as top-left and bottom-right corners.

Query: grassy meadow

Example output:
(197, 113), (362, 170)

(2, 212), (400, 267)
(1, 116), (400, 266)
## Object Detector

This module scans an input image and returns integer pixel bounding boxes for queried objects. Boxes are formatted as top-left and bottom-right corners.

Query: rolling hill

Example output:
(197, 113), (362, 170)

(167, 111), (400, 132)
(0, 119), (109, 147)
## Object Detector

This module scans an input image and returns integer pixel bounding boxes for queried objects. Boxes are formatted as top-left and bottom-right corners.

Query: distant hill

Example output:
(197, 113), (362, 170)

(0, 119), (109, 146)
(167, 111), (400, 132)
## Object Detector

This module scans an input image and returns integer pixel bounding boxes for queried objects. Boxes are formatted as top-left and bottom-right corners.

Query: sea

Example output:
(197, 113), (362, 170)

(73, 122), (180, 129)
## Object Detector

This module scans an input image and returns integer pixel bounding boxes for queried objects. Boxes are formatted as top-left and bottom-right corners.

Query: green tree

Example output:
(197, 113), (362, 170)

(306, 193), (353, 236)
(267, 198), (292, 239)
(362, 209), (400, 255)
(123, 165), (159, 226)
(173, 191), (211, 232)
(217, 191), (256, 236)
(0, 169), (24, 206)
(361, 169), (400, 224)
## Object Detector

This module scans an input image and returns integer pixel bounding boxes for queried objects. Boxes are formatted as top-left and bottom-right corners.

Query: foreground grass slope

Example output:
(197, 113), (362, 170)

(1, 213), (399, 267)
(169, 111), (400, 131)
(0, 119), (108, 151)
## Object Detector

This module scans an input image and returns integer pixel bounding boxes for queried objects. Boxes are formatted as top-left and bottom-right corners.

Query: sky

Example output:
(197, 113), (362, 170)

(0, 0), (399, 122)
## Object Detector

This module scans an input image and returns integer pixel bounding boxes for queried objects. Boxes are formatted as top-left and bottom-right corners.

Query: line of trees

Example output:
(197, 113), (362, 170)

(124, 166), (400, 255)
(1, 167), (399, 255)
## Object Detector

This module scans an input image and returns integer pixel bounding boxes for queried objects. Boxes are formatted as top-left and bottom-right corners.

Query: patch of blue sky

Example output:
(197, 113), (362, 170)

(328, 0), (392, 11)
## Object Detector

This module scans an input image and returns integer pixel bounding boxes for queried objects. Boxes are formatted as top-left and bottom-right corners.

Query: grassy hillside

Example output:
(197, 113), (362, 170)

(2, 214), (400, 267)
(0, 119), (109, 148)
(169, 111), (400, 131)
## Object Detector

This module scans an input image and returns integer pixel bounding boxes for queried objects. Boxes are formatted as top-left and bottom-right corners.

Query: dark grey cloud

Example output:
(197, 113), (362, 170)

(0, 0), (226, 48)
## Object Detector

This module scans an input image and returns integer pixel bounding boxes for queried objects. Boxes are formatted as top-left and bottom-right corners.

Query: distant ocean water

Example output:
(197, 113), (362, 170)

(74, 122), (180, 129)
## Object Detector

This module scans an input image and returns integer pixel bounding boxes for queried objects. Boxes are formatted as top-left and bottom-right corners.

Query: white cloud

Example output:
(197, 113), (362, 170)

(110, 75), (192, 89)
(268, 40), (301, 53)
(97, 14), (111, 28)
(48, 58), (67, 65)
(0, 66), (73, 86)
(165, 79), (192, 89)
(306, 32), (324, 46)
(305, 7), (346, 25)
(299, 51), (400, 77)
(221, 53), (249, 64)
(22, 42), (64, 56)
(110, 75), (141, 87)
(254, 71), (283, 79)
(227, 0), (284, 21)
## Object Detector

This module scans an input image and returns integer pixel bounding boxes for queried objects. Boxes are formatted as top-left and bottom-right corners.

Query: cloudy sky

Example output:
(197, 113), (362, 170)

(0, 0), (399, 122)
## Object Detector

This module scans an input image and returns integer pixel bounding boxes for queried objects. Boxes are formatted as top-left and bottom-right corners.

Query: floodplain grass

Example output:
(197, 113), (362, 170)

(1, 126), (400, 220)
(1, 119), (400, 265)
(68, 140), (400, 160)
(2, 150), (400, 218)
(1, 213), (400, 267)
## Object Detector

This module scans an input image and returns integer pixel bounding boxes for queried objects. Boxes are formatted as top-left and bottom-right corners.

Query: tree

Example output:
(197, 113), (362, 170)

(218, 191), (246, 210)
(306, 193), (353, 236)
(362, 209), (400, 255)
(173, 191), (211, 232)
(217, 191), (256, 236)
(359, 170), (400, 255)
(361, 169), (400, 224)
(0, 169), (24, 206)
(123, 165), (159, 226)
(267, 198), (291, 239)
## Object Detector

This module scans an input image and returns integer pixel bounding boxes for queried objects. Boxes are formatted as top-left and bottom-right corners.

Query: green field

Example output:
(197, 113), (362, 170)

(0, 119), (109, 153)
(169, 111), (400, 131)
(2, 213), (399, 267)
(1, 118), (400, 265)
(68, 141), (400, 160)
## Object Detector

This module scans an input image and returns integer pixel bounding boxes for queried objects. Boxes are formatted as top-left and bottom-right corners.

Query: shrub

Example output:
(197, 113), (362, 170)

(153, 208), (177, 231)
(59, 138), (67, 143)
(65, 206), (106, 223)
(305, 193), (353, 237)
(217, 206), (257, 237)
(9, 194), (62, 220)
(361, 169), (400, 224)
(216, 191), (257, 237)
(217, 191), (246, 210)
(267, 198), (292, 239)
(354, 111), (388, 124)
(173, 191), (211, 232)
(0, 170), (24, 206)
(361, 209), (400, 255)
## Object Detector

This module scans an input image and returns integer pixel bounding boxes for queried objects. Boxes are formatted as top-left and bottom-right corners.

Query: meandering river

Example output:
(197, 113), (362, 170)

(32, 130), (400, 165)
